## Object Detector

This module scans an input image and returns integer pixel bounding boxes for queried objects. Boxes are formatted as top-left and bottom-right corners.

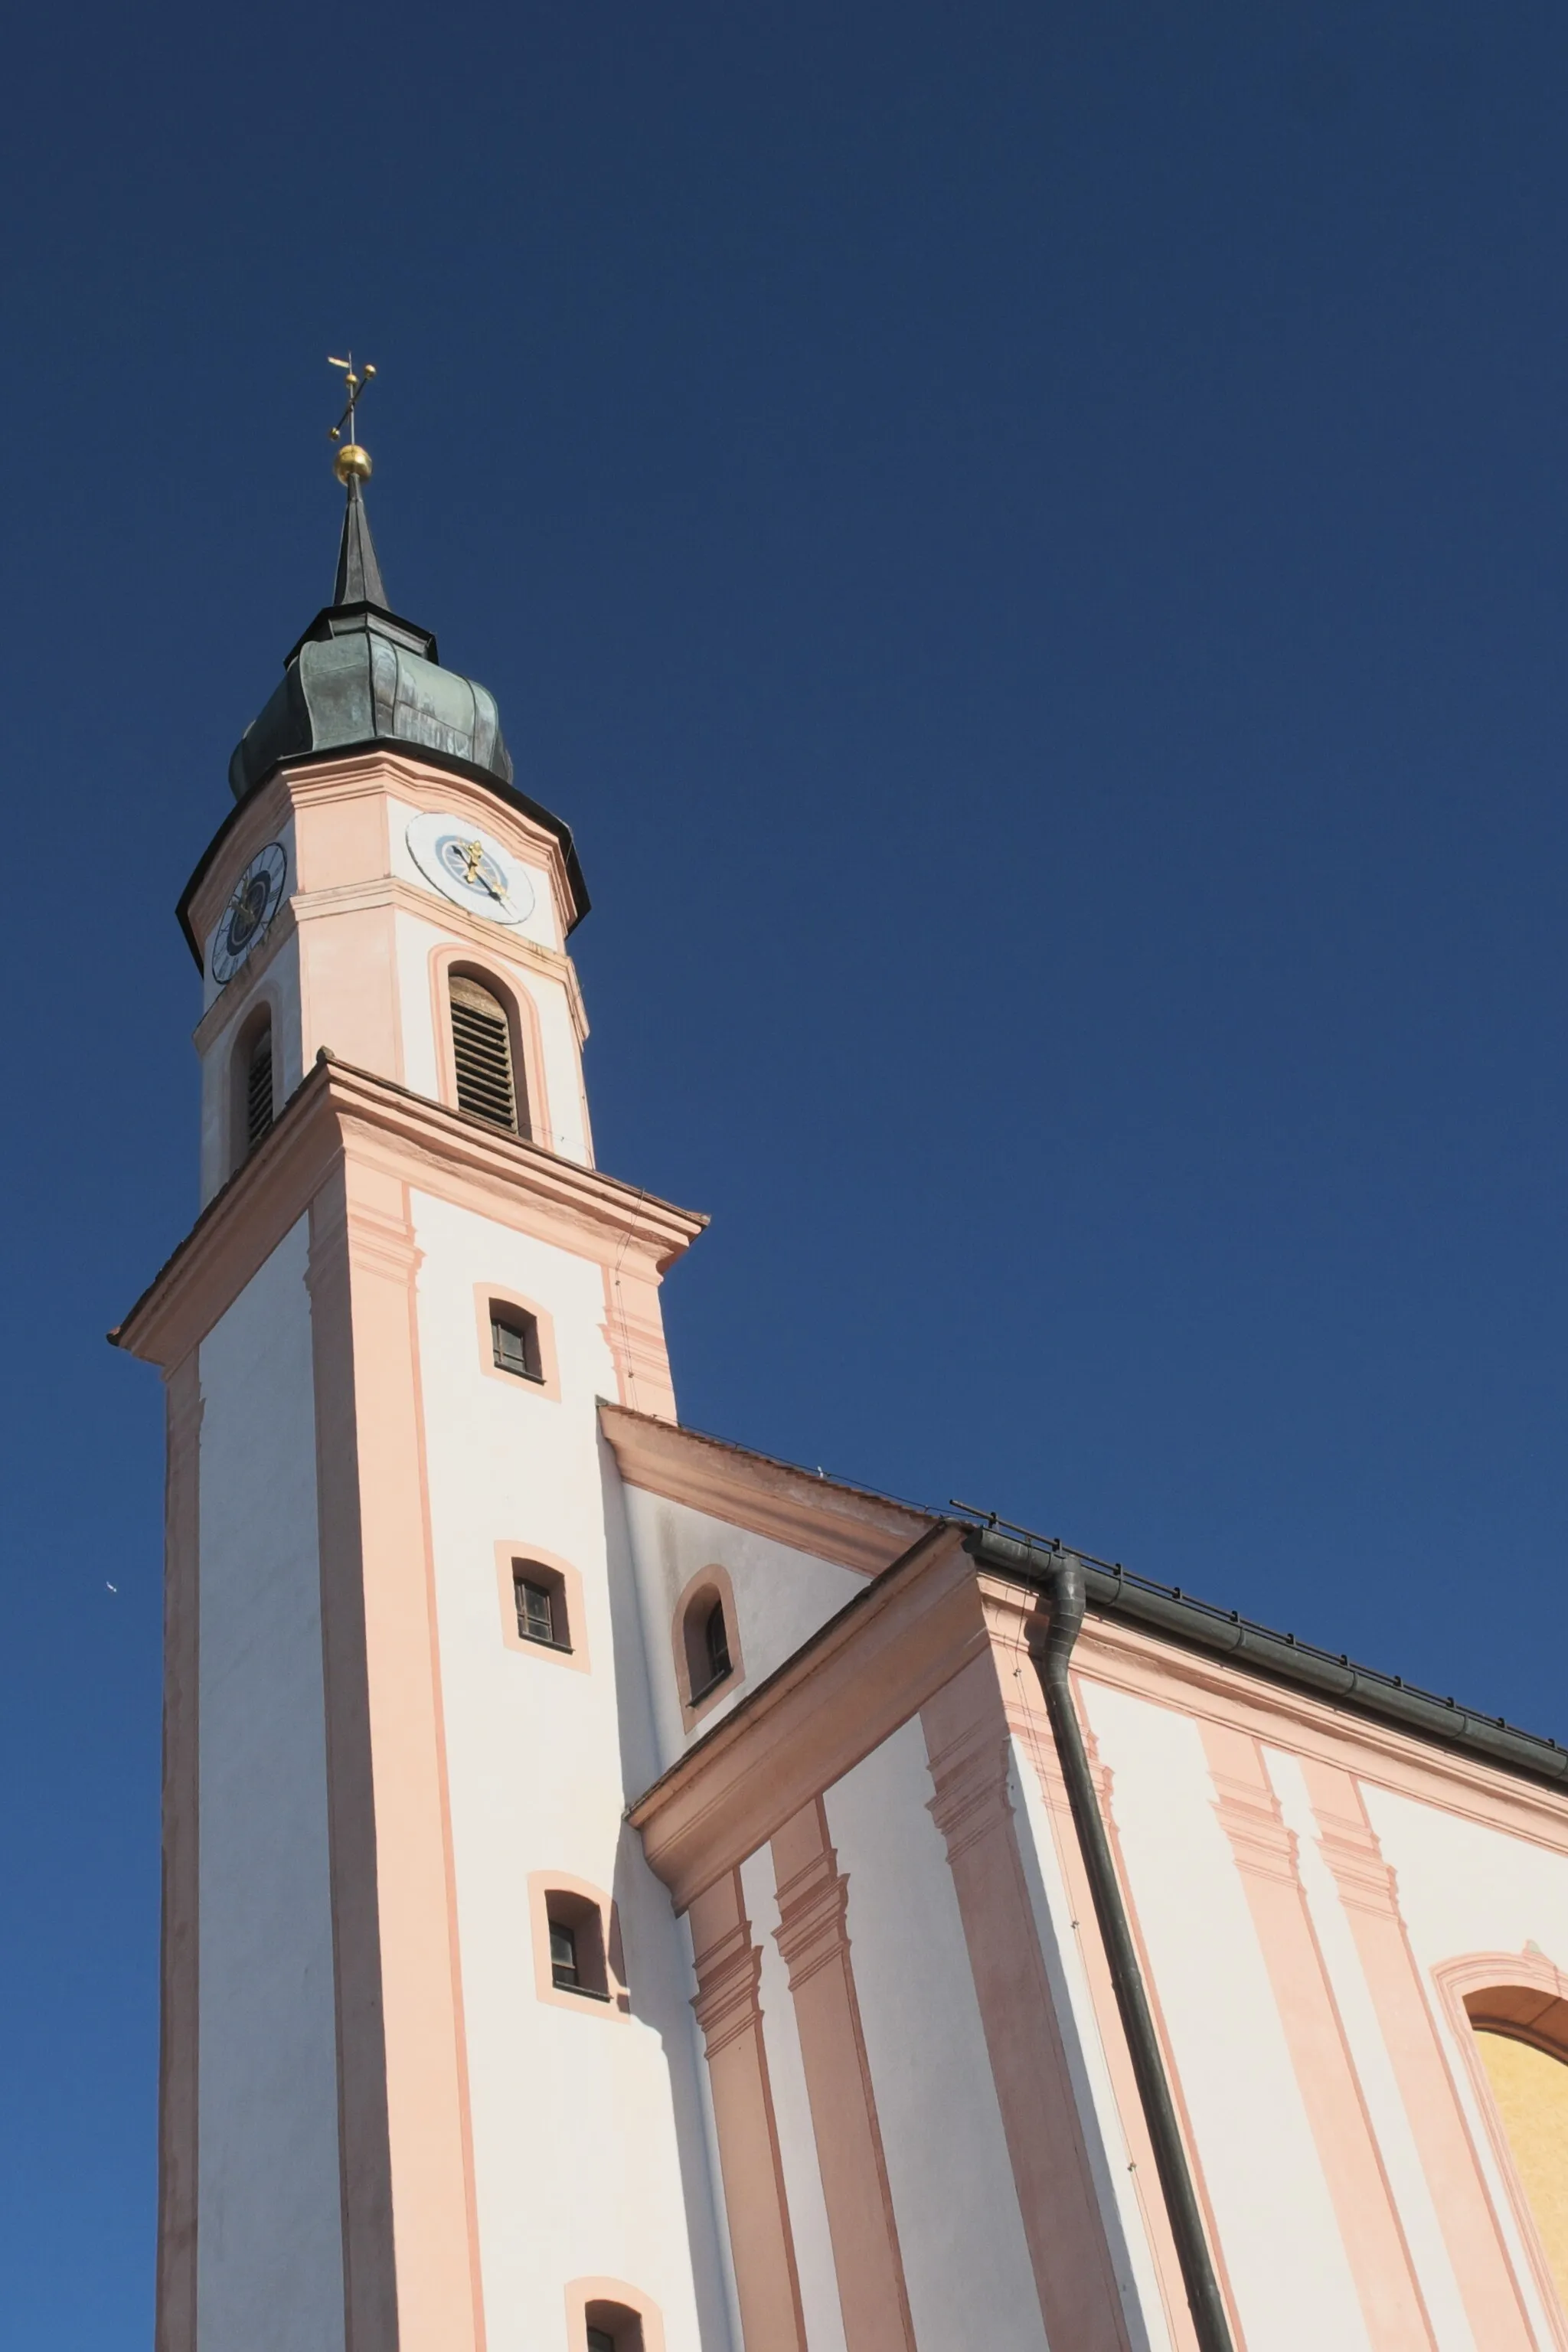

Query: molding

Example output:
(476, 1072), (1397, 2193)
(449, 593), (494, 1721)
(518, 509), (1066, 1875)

(629, 1525), (982, 1909)
(673, 1562), (746, 1733)
(1433, 1952), (1568, 2347)
(179, 743), (588, 969)
(112, 1057), (707, 1371)
(599, 1405), (934, 1577)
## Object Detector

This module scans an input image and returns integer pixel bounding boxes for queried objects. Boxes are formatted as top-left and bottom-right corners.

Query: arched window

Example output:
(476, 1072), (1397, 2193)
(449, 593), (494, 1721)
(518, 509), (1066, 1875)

(1464, 1986), (1568, 2305)
(583, 2305), (645, 2352)
(232, 1009), (274, 1168)
(679, 1581), (734, 1707)
(449, 972), (522, 1132)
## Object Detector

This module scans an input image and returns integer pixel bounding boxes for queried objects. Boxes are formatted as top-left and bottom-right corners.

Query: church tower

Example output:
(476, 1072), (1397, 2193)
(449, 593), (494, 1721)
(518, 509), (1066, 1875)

(116, 427), (726, 2352)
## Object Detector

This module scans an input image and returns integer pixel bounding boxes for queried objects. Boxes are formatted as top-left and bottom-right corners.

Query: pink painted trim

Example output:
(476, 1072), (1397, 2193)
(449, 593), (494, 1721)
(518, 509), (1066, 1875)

(1201, 1723), (1437, 2347)
(671, 1562), (746, 1732)
(921, 1660), (1135, 2350)
(985, 1609), (1200, 2352)
(599, 1261), (678, 1423)
(309, 1162), (486, 2352)
(428, 942), (552, 1148)
(1432, 1951), (1568, 2347)
(686, 1870), (808, 2352)
(599, 1405), (930, 1577)
(472, 1282), (562, 1404)
(115, 1058), (704, 1376)
(770, 1798), (916, 2352)
(526, 1870), (629, 2020)
(563, 2276), (667, 2352)
(155, 1354), (201, 2352)
(493, 1542), (590, 1674)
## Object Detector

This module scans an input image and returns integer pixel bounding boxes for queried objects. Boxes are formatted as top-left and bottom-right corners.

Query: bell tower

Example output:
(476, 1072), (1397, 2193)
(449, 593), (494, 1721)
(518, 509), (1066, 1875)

(116, 419), (727, 2352)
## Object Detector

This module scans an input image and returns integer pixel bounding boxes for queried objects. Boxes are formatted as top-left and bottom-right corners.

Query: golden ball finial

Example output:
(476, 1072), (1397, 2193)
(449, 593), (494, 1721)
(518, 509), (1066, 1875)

(334, 442), (373, 485)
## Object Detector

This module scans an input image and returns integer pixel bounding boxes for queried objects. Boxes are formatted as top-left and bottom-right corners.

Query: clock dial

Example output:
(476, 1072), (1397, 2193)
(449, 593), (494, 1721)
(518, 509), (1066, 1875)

(406, 812), (536, 925)
(210, 842), (288, 985)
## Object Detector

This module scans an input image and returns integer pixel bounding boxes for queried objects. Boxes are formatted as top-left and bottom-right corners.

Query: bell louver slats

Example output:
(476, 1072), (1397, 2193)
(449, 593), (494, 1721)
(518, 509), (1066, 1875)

(246, 1030), (274, 1153)
(450, 976), (518, 1132)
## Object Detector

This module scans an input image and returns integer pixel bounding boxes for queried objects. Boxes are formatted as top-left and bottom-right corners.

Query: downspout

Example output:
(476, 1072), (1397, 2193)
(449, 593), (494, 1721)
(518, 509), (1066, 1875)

(967, 1530), (1236, 2352)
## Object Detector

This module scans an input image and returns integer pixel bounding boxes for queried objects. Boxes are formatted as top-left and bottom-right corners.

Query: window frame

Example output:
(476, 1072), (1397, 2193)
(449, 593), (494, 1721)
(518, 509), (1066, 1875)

(564, 2281), (664, 2352)
(528, 1874), (628, 2019)
(495, 1545), (588, 1672)
(429, 946), (550, 1147)
(672, 1563), (746, 1733)
(474, 1285), (561, 1403)
(229, 998), (279, 1174)
(1434, 1949), (1568, 2331)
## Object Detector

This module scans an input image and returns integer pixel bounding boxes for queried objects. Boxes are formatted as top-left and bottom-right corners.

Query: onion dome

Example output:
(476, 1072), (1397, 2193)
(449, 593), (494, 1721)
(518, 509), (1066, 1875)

(227, 471), (513, 802)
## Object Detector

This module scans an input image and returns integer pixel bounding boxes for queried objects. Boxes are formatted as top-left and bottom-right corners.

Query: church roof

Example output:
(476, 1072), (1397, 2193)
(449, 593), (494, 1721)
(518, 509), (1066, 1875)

(227, 477), (515, 801)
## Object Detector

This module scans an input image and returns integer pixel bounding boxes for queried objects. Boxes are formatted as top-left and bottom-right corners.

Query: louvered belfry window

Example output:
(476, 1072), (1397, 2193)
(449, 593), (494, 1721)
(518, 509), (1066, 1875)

(246, 1026), (274, 1154)
(449, 975), (518, 1131)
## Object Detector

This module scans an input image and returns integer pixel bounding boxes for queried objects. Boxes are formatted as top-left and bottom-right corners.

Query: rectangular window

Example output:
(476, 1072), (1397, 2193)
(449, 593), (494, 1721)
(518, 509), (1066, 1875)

(514, 1571), (567, 1649)
(550, 1919), (579, 1990)
(491, 1308), (542, 1382)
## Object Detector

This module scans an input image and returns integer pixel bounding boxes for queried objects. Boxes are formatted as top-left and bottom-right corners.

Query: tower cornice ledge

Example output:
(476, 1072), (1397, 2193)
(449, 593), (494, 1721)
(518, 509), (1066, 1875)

(599, 1403), (934, 1576)
(110, 1055), (707, 1370)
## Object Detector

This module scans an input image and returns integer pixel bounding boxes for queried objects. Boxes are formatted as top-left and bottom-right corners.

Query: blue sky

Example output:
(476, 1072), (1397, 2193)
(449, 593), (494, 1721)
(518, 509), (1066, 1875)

(4, 2), (1568, 2337)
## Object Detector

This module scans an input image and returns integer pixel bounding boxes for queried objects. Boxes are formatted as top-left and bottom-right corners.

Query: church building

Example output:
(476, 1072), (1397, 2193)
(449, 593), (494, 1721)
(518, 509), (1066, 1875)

(115, 422), (1568, 2352)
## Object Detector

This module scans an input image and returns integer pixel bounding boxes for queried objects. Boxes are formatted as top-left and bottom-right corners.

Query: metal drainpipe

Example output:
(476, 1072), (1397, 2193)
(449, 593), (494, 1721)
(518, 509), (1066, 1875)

(985, 1533), (1237, 2352)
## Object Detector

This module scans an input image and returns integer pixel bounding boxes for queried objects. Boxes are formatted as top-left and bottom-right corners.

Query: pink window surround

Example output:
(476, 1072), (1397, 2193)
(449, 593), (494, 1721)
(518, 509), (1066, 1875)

(474, 1283), (561, 1403)
(428, 945), (550, 1145)
(563, 2277), (665, 2352)
(494, 1543), (590, 1674)
(672, 1563), (745, 1733)
(527, 1872), (629, 2020)
(1432, 1950), (1568, 2349)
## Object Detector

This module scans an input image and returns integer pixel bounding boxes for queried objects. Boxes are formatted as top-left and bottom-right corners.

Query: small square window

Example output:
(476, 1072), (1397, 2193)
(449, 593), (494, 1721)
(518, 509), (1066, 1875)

(492, 1308), (543, 1381)
(518, 1576), (554, 1645)
(512, 1562), (570, 1653)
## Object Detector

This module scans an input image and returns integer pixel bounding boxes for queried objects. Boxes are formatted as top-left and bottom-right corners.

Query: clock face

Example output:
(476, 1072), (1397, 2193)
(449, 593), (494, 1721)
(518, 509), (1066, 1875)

(210, 842), (288, 986)
(406, 812), (536, 926)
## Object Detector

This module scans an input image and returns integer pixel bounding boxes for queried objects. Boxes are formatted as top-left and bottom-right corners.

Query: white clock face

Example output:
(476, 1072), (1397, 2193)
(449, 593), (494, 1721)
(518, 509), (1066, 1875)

(406, 812), (536, 926)
(210, 841), (287, 985)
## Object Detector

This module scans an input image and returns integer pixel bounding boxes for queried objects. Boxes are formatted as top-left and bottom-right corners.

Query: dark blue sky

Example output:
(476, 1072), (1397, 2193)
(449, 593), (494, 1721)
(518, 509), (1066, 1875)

(5, 2), (1568, 2337)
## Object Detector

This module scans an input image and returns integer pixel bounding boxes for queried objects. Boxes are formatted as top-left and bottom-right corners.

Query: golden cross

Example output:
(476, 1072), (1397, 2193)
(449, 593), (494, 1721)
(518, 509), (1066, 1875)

(328, 353), (377, 444)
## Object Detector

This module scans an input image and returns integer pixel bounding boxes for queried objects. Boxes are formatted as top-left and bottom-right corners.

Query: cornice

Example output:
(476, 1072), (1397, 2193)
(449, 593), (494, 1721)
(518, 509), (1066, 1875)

(178, 743), (588, 969)
(189, 875), (588, 1057)
(599, 1405), (934, 1576)
(972, 1573), (1568, 1851)
(112, 1057), (707, 1370)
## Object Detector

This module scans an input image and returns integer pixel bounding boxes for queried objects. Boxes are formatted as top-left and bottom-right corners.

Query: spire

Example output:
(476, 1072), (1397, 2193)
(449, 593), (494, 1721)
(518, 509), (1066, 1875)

(332, 473), (388, 609)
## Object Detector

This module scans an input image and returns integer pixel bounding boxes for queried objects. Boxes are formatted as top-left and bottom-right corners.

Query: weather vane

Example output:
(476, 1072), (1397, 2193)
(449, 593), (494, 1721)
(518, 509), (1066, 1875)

(328, 353), (377, 485)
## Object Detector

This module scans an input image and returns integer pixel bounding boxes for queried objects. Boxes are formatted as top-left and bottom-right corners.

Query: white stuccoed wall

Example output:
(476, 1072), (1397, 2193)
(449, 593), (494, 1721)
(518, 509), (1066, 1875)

(825, 1722), (1050, 2352)
(1080, 1682), (1374, 2351)
(1007, 1735), (1168, 2351)
(195, 1217), (343, 2351)
(410, 1189), (731, 2352)
(619, 1488), (867, 1772)
(1265, 1752), (1479, 2351)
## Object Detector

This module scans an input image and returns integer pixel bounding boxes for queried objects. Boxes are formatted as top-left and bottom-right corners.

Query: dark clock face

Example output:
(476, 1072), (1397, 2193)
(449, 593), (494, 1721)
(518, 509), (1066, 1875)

(211, 842), (287, 985)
